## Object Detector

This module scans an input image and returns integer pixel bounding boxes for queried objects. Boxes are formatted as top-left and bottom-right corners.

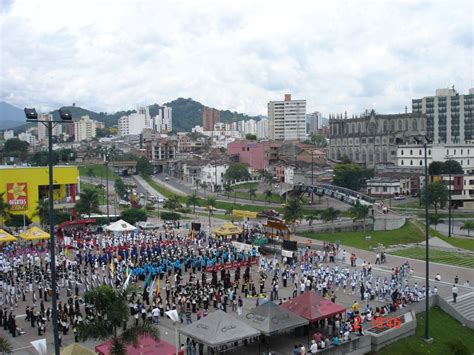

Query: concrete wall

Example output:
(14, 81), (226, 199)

(316, 335), (372, 355)
(374, 216), (406, 231)
(436, 295), (474, 329)
(369, 311), (417, 352)
(295, 221), (374, 234)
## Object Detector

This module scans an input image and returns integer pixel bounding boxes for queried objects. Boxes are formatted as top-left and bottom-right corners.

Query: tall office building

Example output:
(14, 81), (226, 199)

(307, 112), (322, 134)
(268, 94), (306, 140)
(74, 115), (103, 142)
(412, 87), (474, 144)
(202, 107), (220, 131)
(118, 106), (152, 136)
(153, 106), (173, 133)
(38, 113), (62, 141)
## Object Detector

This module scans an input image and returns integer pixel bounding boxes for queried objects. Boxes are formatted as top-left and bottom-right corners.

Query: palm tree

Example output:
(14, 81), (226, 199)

(224, 184), (234, 200)
(349, 202), (370, 232)
(33, 199), (49, 228)
(0, 193), (11, 228)
(0, 336), (12, 354)
(429, 215), (441, 231)
(319, 207), (340, 234)
(163, 194), (181, 210)
(207, 196), (217, 228)
(305, 214), (317, 227)
(79, 285), (159, 355)
(201, 183), (208, 197)
(186, 192), (200, 213)
(248, 188), (257, 201)
(462, 221), (474, 237)
(264, 189), (273, 205)
(75, 187), (101, 218)
(283, 198), (304, 230)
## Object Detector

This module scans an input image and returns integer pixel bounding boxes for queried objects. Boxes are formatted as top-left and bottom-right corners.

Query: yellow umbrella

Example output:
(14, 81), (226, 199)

(19, 226), (50, 241)
(0, 229), (17, 243)
(60, 343), (95, 355)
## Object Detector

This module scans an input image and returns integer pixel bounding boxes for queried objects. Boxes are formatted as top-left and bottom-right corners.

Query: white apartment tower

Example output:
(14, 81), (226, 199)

(412, 87), (474, 144)
(153, 106), (172, 133)
(37, 113), (62, 141)
(118, 106), (152, 136)
(74, 115), (102, 142)
(268, 94), (306, 140)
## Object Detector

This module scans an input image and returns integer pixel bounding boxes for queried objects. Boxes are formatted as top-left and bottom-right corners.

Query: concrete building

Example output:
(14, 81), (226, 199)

(284, 166), (295, 185)
(396, 143), (474, 174)
(37, 113), (62, 141)
(412, 87), (474, 144)
(118, 107), (152, 136)
(145, 137), (178, 161)
(328, 110), (426, 167)
(18, 132), (37, 147)
(227, 140), (267, 170)
(202, 107), (220, 131)
(268, 94), (306, 141)
(256, 118), (269, 139)
(3, 130), (15, 140)
(307, 112), (322, 134)
(200, 163), (228, 191)
(366, 178), (403, 198)
(153, 106), (172, 133)
(74, 115), (102, 142)
(429, 174), (474, 208)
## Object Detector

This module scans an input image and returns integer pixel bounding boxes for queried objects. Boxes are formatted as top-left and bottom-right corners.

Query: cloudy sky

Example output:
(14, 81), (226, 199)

(0, 0), (472, 116)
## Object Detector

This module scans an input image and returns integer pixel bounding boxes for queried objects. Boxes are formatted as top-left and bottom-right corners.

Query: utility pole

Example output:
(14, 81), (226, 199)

(446, 155), (452, 237)
(311, 151), (314, 204)
(105, 158), (110, 224)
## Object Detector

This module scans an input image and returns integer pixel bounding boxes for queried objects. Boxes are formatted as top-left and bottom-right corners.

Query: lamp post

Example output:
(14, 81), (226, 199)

(414, 135), (433, 343)
(311, 150), (314, 204)
(445, 155), (453, 237)
(105, 158), (110, 224)
(25, 107), (74, 355)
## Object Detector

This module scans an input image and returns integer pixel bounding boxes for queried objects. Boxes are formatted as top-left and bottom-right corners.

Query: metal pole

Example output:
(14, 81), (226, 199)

(311, 152), (314, 204)
(424, 142), (430, 341)
(106, 160), (110, 224)
(47, 121), (61, 355)
(448, 170), (452, 237)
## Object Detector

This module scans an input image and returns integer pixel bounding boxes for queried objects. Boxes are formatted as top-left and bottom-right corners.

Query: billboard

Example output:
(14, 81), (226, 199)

(7, 182), (28, 210)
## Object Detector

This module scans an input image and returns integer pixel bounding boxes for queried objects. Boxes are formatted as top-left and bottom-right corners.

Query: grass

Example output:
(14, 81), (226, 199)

(369, 306), (474, 355)
(394, 200), (422, 209)
(301, 221), (425, 251)
(391, 247), (474, 268)
(78, 164), (118, 180)
(81, 181), (106, 204)
(232, 182), (259, 189)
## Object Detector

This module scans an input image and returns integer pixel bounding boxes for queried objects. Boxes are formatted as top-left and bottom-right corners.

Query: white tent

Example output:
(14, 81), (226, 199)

(105, 219), (138, 233)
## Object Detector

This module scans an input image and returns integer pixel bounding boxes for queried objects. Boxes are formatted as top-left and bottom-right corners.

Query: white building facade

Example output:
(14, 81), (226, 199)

(74, 115), (102, 142)
(256, 118), (269, 139)
(268, 94), (306, 141)
(200, 163), (228, 191)
(3, 130), (15, 140)
(18, 132), (37, 147)
(38, 113), (62, 141)
(153, 106), (172, 133)
(118, 107), (152, 136)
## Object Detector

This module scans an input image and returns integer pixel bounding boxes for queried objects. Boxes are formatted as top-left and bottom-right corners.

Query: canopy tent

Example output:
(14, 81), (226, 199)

(244, 301), (308, 336)
(58, 218), (96, 230)
(280, 292), (346, 323)
(212, 222), (242, 236)
(105, 219), (138, 233)
(95, 336), (176, 355)
(180, 309), (260, 347)
(232, 209), (258, 219)
(19, 226), (50, 241)
(61, 343), (95, 355)
(0, 229), (17, 243)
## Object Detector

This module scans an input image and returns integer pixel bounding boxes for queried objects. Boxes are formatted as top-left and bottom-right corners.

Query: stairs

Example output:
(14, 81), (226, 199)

(450, 292), (474, 323)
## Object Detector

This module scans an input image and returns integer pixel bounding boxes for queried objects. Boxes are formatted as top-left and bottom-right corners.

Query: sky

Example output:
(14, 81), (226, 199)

(0, 0), (472, 116)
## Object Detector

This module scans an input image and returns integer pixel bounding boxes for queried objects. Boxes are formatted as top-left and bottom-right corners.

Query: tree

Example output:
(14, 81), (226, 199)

(136, 157), (154, 176)
(428, 161), (444, 176)
(207, 196), (217, 228)
(461, 221), (474, 237)
(305, 214), (317, 227)
(283, 198), (304, 226)
(120, 208), (147, 225)
(75, 187), (101, 217)
(115, 178), (127, 199)
(310, 133), (328, 147)
(5, 214), (32, 228)
(159, 211), (181, 221)
(264, 189), (273, 204)
(422, 182), (448, 216)
(34, 199), (49, 228)
(333, 163), (373, 191)
(319, 207), (340, 234)
(258, 170), (274, 184)
(186, 192), (200, 213)
(31, 151), (59, 166)
(248, 188), (257, 201)
(3, 138), (29, 153)
(223, 184), (234, 199)
(245, 133), (257, 140)
(0, 193), (11, 228)
(443, 160), (463, 174)
(0, 336), (12, 354)
(163, 194), (181, 210)
(429, 215), (441, 231)
(224, 163), (251, 182)
(78, 285), (159, 355)
(349, 202), (370, 232)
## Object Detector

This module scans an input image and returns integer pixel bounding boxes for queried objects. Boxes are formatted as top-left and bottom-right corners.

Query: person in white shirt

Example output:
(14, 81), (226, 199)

(310, 340), (318, 353)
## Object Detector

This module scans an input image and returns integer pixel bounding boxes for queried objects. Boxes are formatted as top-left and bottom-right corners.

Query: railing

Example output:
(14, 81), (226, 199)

(287, 183), (375, 206)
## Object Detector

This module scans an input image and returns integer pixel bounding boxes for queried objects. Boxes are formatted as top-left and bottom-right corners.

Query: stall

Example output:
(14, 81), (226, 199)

(180, 310), (260, 353)
(95, 336), (176, 355)
(0, 229), (17, 243)
(105, 219), (138, 233)
(262, 219), (291, 240)
(212, 222), (242, 237)
(280, 292), (346, 323)
(19, 226), (50, 241)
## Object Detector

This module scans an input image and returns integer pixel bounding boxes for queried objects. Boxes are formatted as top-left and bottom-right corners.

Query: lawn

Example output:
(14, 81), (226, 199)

(369, 306), (474, 355)
(78, 164), (118, 180)
(232, 182), (259, 190)
(301, 221), (426, 251)
(391, 247), (474, 269)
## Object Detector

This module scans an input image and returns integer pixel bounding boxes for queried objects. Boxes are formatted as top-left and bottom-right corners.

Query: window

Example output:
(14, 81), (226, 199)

(412, 119), (418, 131)
(410, 160), (413, 166)
(401, 150), (404, 156)
(428, 149), (431, 155)
(401, 160), (404, 165)
(247, 147), (250, 151)
(410, 150), (413, 155)
(447, 149), (449, 155)
(454, 149), (457, 155)
(419, 149), (422, 155)
(420, 160), (423, 166)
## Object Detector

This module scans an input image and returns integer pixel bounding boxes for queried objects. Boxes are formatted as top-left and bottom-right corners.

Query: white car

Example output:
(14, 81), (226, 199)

(164, 176), (170, 181)
(393, 195), (406, 200)
(158, 197), (166, 203)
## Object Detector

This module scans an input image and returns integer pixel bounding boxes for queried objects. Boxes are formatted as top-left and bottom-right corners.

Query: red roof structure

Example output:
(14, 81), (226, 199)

(280, 292), (346, 322)
(95, 336), (176, 355)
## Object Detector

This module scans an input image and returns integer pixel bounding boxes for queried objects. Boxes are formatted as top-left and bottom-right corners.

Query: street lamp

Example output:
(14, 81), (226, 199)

(414, 135), (433, 343)
(104, 155), (110, 224)
(25, 107), (74, 355)
(445, 155), (453, 238)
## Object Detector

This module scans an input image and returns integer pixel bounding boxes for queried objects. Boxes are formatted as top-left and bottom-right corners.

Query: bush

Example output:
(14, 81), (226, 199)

(175, 207), (191, 214)
(145, 203), (156, 211)
(120, 208), (147, 225)
(447, 341), (470, 355)
(160, 211), (181, 221)
(5, 214), (32, 228)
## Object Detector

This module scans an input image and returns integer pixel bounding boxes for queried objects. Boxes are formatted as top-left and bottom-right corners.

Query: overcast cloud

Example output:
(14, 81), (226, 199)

(0, 0), (472, 116)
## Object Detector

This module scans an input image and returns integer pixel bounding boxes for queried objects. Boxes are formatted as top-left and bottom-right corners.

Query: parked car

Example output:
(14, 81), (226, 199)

(164, 176), (170, 181)
(394, 195), (406, 200)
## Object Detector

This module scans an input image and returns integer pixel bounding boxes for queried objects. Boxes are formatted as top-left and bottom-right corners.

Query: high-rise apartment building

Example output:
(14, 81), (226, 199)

(38, 113), (62, 141)
(118, 106), (152, 136)
(412, 87), (474, 144)
(307, 112), (322, 134)
(202, 107), (220, 131)
(18, 132), (37, 147)
(74, 115), (103, 142)
(268, 94), (306, 140)
(3, 130), (15, 140)
(256, 118), (269, 139)
(153, 106), (172, 133)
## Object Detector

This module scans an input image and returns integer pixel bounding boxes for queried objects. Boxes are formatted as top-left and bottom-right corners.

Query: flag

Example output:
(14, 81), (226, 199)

(155, 277), (160, 296)
(110, 258), (115, 275)
(148, 278), (156, 302)
(122, 273), (131, 290)
(126, 265), (129, 278)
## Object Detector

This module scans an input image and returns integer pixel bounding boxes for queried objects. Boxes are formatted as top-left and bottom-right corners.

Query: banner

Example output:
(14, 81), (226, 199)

(7, 182), (28, 211)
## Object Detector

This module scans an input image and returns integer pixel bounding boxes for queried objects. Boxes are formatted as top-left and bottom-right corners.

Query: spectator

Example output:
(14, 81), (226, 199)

(310, 340), (318, 353)
(452, 285), (458, 303)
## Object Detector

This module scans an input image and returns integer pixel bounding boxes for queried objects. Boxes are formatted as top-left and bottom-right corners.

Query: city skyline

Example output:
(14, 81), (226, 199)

(0, 0), (472, 117)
